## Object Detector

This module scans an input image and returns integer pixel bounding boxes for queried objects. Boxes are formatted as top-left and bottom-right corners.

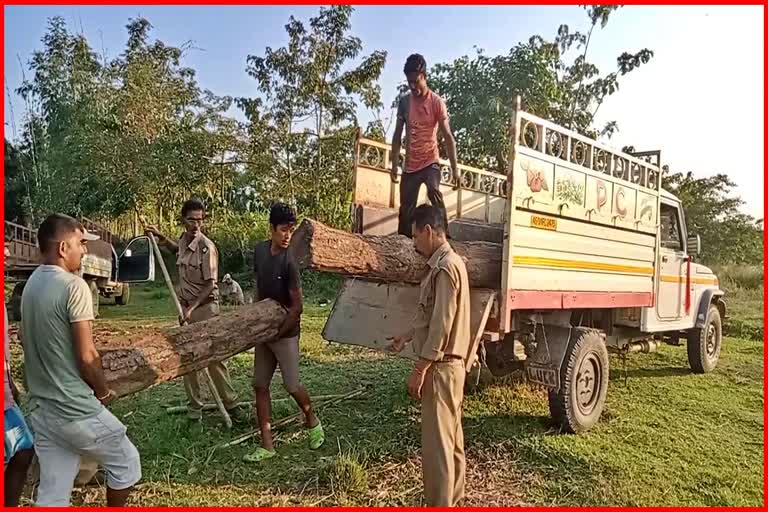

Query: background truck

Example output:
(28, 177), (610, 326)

(4, 217), (139, 320)
(321, 96), (725, 433)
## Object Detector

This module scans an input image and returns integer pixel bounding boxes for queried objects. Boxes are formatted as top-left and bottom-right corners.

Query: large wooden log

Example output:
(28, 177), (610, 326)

(289, 219), (502, 289)
(96, 299), (286, 398)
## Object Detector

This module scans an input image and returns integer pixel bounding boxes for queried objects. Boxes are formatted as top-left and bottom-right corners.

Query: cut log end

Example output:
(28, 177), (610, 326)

(289, 218), (315, 270)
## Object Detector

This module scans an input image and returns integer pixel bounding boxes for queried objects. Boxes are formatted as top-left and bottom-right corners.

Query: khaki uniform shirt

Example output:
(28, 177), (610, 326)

(177, 232), (219, 306)
(411, 242), (471, 364)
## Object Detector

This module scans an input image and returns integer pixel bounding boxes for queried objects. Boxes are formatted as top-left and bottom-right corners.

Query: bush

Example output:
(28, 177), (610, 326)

(322, 445), (369, 500)
(206, 210), (270, 274)
(302, 271), (342, 304)
(712, 265), (764, 292)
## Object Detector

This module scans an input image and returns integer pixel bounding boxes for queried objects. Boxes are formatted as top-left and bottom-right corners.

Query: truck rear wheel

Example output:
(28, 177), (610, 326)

(115, 284), (130, 306)
(548, 329), (609, 434)
(88, 280), (100, 318)
(687, 304), (721, 374)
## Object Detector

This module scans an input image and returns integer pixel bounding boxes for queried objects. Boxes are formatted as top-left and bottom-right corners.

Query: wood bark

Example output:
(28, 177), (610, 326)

(96, 299), (286, 398)
(289, 219), (502, 289)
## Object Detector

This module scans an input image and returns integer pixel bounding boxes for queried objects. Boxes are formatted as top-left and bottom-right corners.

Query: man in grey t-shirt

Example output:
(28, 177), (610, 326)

(21, 214), (141, 507)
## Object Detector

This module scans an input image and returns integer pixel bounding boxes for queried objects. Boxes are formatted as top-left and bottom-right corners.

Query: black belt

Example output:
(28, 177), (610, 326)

(436, 354), (463, 363)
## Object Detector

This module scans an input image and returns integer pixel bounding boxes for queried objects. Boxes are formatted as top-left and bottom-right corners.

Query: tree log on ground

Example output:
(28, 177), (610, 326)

(289, 219), (502, 288)
(96, 299), (286, 398)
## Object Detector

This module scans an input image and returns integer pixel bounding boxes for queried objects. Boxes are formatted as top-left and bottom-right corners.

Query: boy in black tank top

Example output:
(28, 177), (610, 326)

(245, 203), (325, 462)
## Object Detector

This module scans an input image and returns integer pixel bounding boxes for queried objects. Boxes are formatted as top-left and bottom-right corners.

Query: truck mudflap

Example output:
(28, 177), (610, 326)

(322, 279), (496, 368)
(524, 323), (602, 390)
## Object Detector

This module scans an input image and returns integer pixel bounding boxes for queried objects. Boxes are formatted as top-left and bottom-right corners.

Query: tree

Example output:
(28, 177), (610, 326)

(426, 6), (653, 173)
(239, 5), (386, 222)
(13, 16), (240, 223)
(3, 139), (30, 223)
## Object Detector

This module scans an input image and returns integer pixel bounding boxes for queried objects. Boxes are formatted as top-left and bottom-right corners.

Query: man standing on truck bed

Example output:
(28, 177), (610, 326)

(387, 204), (471, 507)
(145, 198), (240, 421)
(391, 53), (460, 237)
(20, 214), (141, 506)
(244, 202), (324, 463)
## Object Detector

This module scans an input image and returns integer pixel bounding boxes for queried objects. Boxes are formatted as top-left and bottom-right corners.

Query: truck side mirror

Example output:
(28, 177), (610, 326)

(687, 234), (701, 256)
(117, 236), (156, 283)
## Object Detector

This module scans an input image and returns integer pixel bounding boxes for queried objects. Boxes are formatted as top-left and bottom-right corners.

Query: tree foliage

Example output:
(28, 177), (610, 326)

(14, 16), (239, 223)
(427, 6), (653, 172)
(238, 5), (386, 225)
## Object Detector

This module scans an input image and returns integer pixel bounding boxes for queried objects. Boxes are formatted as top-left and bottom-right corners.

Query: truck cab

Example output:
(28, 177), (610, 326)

(4, 219), (156, 320)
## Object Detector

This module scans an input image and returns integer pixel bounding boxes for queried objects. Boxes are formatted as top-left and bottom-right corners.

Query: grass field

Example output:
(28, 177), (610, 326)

(8, 273), (765, 507)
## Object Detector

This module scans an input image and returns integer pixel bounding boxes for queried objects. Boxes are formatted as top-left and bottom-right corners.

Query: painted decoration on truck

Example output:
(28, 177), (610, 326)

(635, 191), (657, 234)
(596, 180), (608, 212)
(555, 171), (586, 207)
(553, 165), (587, 219)
(515, 155), (555, 210)
(525, 162), (549, 193)
(615, 187), (629, 218)
(613, 185), (637, 229)
(585, 175), (614, 226)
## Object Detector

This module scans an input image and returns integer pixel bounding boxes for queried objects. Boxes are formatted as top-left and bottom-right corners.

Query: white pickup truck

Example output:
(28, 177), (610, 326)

(5, 218), (156, 320)
(322, 97), (725, 433)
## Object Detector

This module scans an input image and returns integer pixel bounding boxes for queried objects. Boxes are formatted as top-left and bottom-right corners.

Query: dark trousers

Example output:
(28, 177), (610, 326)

(397, 163), (449, 237)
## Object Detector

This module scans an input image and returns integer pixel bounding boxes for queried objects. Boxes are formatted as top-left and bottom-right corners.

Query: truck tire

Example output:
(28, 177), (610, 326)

(548, 329), (609, 434)
(9, 282), (25, 321)
(687, 304), (722, 374)
(115, 284), (130, 306)
(88, 280), (100, 318)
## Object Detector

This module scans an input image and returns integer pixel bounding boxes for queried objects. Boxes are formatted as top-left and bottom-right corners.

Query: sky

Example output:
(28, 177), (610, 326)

(4, 4), (764, 218)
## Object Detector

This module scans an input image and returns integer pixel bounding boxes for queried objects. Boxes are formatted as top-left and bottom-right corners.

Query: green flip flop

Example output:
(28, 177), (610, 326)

(307, 422), (325, 450)
(243, 447), (276, 463)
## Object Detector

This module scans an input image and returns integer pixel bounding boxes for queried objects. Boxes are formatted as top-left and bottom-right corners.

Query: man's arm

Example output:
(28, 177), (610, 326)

(186, 280), (216, 317)
(144, 225), (179, 254)
(68, 280), (114, 403)
(390, 117), (405, 183)
(438, 117), (460, 187)
(277, 258), (303, 338)
(278, 288), (303, 339)
(421, 270), (459, 362)
(407, 270), (459, 399)
(71, 321), (112, 403)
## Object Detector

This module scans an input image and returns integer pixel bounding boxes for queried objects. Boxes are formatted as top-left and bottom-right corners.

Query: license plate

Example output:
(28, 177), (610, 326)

(526, 364), (559, 388)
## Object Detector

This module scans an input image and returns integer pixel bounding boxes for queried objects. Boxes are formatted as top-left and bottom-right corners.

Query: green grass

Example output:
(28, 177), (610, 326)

(8, 276), (764, 507)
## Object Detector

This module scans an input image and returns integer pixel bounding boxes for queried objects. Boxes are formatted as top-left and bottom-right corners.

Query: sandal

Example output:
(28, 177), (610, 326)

(243, 447), (276, 463)
(307, 422), (325, 450)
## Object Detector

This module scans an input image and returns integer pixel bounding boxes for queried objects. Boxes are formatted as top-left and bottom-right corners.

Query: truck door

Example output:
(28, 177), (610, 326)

(117, 236), (156, 283)
(656, 201), (687, 320)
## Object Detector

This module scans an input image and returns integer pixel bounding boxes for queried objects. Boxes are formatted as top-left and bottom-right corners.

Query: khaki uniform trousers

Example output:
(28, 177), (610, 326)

(183, 302), (238, 411)
(421, 358), (466, 507)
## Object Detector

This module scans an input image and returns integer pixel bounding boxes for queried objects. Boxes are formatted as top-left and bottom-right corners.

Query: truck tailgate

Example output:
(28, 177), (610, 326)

(322, 278), (496, 365)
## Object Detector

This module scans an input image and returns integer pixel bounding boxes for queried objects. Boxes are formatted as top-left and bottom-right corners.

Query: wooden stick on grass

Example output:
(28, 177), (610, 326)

(204, 387), (366, 464)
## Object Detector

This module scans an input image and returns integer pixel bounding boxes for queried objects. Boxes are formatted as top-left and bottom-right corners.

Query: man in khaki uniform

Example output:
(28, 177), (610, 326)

(146, 198), (238, 420)
(388, 204), (471, 507)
